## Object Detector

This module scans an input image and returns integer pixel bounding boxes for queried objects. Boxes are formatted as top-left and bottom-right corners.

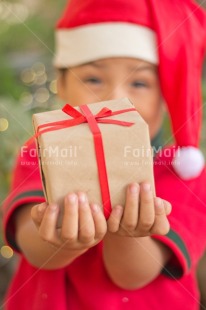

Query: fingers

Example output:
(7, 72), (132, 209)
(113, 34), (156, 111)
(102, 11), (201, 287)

(151, 198), (170, 235)
(108, 183), (155, 236)
(32, 192), (107, 251)
(62, 192), (106, 246)
(38, 204), (60, 245)
(107, 182), (172, 238)
(61, 194), (79, 243)
(162, 199), (172, 215)
(78, 193), (95, 244)
(90, 204), (107, 239)
(107, 205), (124, 233)
(120, 183), (140, 232)
(31, 203), (47, 227)
(138, 185), (171, 236)
(32, 188), (171, 246)
(107, 183), (140, 234)
(138, 183), (155, 233)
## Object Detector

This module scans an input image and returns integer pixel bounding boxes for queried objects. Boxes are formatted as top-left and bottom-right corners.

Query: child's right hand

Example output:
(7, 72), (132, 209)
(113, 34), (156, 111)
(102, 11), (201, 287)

(31, 192), (107, 253)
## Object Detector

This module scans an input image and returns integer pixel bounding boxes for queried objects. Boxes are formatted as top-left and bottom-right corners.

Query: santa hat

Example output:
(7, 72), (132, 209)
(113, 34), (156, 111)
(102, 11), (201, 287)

(54, 0), (206, 180)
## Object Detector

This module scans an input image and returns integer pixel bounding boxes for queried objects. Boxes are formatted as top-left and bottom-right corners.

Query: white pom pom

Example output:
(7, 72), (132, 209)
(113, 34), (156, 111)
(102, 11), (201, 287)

(172, 147), (205, 180)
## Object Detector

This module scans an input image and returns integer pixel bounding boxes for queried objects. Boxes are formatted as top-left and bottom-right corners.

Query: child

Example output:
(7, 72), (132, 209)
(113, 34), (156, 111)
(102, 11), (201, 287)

(2, 0), (206, 309)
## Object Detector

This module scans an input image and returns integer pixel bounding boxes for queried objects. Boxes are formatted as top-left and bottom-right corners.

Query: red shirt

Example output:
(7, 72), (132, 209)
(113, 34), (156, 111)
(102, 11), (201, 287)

(2, 142), (206, 310)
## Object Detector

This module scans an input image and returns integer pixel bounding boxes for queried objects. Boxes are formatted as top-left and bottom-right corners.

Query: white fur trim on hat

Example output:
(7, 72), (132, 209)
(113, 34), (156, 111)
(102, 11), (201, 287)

(172, 147), (205, 180)
(54, 22), (158, 67)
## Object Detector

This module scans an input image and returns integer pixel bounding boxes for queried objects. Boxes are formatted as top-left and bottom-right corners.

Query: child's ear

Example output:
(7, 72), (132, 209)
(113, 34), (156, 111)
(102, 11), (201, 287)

(57, 71), (67, 101)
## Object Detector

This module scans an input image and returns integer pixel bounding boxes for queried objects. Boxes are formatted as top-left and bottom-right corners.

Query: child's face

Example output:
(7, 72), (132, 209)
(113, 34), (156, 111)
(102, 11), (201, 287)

(57, 57), (163, 139)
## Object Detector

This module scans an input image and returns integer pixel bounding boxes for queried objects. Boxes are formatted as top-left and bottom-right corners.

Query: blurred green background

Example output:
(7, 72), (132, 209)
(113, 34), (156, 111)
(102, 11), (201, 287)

(0, 0), (65, 306)
(0, 0), (206, 308)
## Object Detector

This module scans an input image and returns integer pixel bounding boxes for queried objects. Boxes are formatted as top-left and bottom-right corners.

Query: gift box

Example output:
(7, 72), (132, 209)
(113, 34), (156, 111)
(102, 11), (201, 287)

(32, 98), (155, 224)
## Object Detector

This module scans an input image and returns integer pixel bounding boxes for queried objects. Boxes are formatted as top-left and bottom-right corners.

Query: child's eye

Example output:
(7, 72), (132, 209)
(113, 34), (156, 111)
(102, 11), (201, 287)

(131, 81), (147, 88)
(84, 77), (102, 85)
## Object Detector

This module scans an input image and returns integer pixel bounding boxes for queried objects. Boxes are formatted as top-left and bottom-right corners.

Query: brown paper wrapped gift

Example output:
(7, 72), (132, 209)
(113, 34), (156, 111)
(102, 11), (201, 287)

(32, 97), (154, 224)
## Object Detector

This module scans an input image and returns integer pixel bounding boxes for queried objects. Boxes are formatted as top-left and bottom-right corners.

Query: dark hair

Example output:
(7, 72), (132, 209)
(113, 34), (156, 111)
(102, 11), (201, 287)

(57, 68), (69, 86)
(58, 68), (68, 78)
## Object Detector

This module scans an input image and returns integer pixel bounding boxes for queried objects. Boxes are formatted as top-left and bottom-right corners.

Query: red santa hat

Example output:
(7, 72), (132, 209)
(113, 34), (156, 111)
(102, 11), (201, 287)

(54, 0), (206, 180)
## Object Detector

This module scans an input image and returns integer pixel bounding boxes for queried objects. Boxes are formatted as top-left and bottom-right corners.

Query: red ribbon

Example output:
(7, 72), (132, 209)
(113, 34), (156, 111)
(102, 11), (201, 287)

(30, 104), (136, 218)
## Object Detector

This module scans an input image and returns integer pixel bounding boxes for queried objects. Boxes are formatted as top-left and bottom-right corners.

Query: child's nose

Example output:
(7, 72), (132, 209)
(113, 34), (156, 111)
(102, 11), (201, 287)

(106, 86), (128, 101)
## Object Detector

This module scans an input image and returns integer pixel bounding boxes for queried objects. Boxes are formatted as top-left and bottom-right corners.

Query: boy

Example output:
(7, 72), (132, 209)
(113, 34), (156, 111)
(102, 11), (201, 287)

(2, 0), (206, 309)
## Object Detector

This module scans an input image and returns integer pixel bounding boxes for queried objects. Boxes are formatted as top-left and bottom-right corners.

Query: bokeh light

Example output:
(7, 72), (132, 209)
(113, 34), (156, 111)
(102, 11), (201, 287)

(19, 62), (58, 109)
(20, 92), (33, 106)
(32, 62), (45, 76)
(35, 87), (50, 103)
(35, 73), (47, 85)
(0, 118), (9, 132)
(21, 69), (35, 84)
(0, 246), (13, 259)
(49, 80), (57, 94)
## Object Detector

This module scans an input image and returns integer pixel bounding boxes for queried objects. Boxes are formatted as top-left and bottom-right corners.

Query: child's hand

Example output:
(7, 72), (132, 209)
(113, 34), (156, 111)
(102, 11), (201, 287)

(107, 183), (171, 237)
(31, 192), (107, 253)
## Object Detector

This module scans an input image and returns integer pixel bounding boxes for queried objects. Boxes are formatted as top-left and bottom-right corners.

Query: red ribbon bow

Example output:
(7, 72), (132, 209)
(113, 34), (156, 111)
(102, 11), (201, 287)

(31, 104), (136, 218)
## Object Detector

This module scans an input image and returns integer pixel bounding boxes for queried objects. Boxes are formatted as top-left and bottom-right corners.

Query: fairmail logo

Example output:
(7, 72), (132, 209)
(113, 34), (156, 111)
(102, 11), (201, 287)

(21, 145), (80, 158)
(123, 145), (178, 158)
(123, 145), (180, 167)
(123, 146), (153, 158)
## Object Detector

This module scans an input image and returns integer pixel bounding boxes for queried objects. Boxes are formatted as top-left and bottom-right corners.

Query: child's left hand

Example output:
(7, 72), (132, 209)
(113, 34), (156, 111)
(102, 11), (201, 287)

(107, 183), (171, 237)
